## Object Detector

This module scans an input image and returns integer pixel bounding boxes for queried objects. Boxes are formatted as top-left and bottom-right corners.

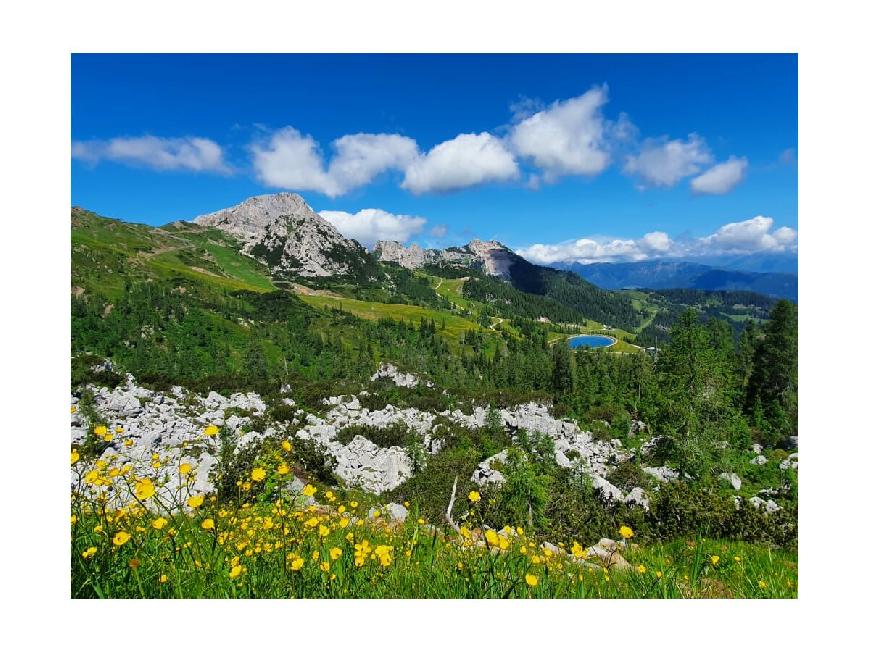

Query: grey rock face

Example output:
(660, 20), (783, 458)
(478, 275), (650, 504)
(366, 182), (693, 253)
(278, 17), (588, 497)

(471, 450), (509, 487)
(749, 496), (782, 513)
(372, 238), (517, 279)
(625, 487), (650, 511)
(370, 363), (428, 388)
(642, 465), (680, 483)
(750, 454), (768, 466)
(719, 472), (742, 491)
(193, 193), (368, 278)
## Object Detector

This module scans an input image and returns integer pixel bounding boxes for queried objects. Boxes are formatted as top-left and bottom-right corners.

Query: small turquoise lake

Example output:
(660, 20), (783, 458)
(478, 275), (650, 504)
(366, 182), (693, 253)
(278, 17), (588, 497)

(567, 334), (616, 349)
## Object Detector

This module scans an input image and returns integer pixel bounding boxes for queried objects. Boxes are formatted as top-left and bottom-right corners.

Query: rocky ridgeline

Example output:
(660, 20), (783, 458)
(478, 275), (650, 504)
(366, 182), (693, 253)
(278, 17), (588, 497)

(192, 193), (368, 278)
(71, 362), (790, 514)
(373, 239), (518, 279)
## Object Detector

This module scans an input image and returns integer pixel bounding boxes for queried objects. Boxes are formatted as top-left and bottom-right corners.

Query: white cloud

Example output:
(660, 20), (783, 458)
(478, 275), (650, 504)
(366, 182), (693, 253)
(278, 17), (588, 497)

(320, 208), (426, 248)
(509, 87), (612, 180)
(639, 231), (674, 254)
(690, 157), (748, 195)
(328, 133), (419, 191)
(251, 128), (418, 197)
(402, 132), (519, 194)
(698, 216), (796, 255)
(624, 134), (712, 187)
(517, 216), (796, 265)
(72, 136), (229, 173)
(430, 224), (448, 238)
(518, 238), (646, 265)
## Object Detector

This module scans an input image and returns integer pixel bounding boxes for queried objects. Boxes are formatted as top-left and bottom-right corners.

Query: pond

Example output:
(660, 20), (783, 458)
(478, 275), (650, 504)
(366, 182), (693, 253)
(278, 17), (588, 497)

(567, 334), (616, 349)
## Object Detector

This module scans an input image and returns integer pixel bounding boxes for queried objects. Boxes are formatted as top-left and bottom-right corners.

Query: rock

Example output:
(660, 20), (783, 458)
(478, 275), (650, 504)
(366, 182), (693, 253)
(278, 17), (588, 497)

(719, 472), (742, 491)
(383, 503), (409, 522)
(588, 473), (624, 503)
(194, 193), (369, 278)
(749, 496), (781, 513)
(642, 465), (680, 483)
(586, 538), (630, 570)
(779, 453), (798, 470)
(625, 487), (650, 511)
(750, 454), (768, 466)
(752, 443), (764, 454)
(471, 451), (508, 487)
(370, 363), (426, 388)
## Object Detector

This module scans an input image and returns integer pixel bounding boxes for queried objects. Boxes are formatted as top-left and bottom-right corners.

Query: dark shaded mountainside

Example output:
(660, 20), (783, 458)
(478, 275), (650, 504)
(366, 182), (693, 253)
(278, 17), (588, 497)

(555, 260), (797, 301)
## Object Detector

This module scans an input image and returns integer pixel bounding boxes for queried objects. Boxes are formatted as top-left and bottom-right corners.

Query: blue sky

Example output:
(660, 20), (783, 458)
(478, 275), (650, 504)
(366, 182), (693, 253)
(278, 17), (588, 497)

(72, 54), (797, 264)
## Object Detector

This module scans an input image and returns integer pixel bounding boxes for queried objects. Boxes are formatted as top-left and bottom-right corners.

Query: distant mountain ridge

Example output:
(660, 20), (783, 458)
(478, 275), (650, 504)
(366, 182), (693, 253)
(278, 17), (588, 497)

(554, 260), (797, 301)
(373, 239), (518, 278)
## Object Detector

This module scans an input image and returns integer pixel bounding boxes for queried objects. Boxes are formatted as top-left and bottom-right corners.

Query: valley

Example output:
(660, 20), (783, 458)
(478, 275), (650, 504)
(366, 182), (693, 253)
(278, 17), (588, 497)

(70, 193), (798, 599)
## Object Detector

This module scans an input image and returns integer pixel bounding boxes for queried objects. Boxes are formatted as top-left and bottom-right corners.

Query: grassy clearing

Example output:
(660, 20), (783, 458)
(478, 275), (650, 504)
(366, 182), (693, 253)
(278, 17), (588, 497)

(70, 471), (796, 598)
(297, 293), (483, 341)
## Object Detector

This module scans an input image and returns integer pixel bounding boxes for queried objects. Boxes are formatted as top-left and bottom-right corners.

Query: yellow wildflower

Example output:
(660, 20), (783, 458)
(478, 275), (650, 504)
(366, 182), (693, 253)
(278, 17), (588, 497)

(468, 490), (481, 503)
(134, 478), (156, 501)
(290, 557), (304, 571)
(71, 514), (77, 525)
(484, 530), (500, 546)
(710, 555), (720, 566)
(619, 525), (634, 539)
(571, 542), (585, 557)
(282, 440), (293, 452)
(112, 531), (131, 546)
(70, 450), (80, 465)
(637, 564), (646, 574)
(329, 547), (342, 561)
(201, 518), (215, 530)
(302, 484), (317, 497)
(320, 561), (330, 572)
(152, 517), (168, 530)
(82, 546), (97, 559)
(229, 565), (243, 579)
(525, 573), (539, 587)
(94, 425), (107, 436)
(374, 545), (393, 567)
(277, 463), (289, 475)
(187, 494), (205, 509)
(318, 524), (330, 537)
(251, 468), (266, 482)
(179, 463), (193, 476)
(71, 405), (77, 413)
(758, 580), (767, 589)
(159, 574), (168, 584)
(204, 424), (219, 437)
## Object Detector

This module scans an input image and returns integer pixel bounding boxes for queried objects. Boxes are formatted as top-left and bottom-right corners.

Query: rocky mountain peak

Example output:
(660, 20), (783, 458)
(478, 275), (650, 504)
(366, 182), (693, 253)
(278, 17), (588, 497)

(193, 193), (370, 279)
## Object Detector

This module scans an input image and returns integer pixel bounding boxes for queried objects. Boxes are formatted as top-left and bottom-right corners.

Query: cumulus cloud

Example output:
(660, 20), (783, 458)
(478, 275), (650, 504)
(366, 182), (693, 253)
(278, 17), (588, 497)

(623, 134), (712, 187)
(509, 87), (613, 181)
(698, 216), (796, 255)
(319, 208), (426, 248)
(690, 157), (748, 195)
(402, 132), (519, 194)
(517, 216), (796, 265)
(72, 136), (229, 173)
(251, 128), (418, 197)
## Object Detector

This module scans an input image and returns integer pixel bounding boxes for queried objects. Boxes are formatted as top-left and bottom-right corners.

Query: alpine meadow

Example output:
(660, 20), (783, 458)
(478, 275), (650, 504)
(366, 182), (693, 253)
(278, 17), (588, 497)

(70, 54), (798, 600)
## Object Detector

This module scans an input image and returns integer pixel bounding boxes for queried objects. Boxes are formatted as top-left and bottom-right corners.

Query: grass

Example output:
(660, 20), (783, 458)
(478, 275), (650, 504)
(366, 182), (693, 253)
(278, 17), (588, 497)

(70, 442), (796, 599)
(297, 293), (483, 342)
(70, 499), (796, 599)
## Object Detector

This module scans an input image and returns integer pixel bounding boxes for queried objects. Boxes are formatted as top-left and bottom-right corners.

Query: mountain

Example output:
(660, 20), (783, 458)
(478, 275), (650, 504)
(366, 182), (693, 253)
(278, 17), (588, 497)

(555, 260), (797, 301)
(373, 239), (517, 278)
(193, 193), (376, 280)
